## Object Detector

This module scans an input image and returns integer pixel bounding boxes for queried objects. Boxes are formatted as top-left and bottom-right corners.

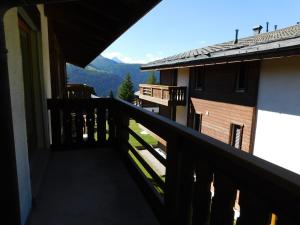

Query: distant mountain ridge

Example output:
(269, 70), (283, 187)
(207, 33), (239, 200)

(67, 55), (159, 97)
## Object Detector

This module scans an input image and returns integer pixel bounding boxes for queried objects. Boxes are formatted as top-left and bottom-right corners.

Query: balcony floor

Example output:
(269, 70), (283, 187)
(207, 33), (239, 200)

(27, 148), (159, 225)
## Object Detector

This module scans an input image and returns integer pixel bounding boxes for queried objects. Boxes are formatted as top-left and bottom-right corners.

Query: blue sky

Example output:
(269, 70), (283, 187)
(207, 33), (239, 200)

(102, 0), (300, 64)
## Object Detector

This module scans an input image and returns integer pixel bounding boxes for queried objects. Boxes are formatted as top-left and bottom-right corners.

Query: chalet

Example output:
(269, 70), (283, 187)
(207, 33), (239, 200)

(1, 1), (300, 225)
(141, 24), (300, 175)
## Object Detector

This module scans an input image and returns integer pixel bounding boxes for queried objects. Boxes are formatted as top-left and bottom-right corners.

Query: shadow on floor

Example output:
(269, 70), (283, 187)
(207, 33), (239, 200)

(27, 148), (159, 225)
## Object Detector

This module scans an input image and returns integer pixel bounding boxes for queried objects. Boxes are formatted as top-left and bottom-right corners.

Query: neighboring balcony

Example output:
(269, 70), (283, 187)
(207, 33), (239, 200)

(139, 84), (187, 106)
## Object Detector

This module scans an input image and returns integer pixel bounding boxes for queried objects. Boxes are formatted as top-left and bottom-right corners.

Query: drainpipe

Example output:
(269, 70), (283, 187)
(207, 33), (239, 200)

(0, 9), (21, 225)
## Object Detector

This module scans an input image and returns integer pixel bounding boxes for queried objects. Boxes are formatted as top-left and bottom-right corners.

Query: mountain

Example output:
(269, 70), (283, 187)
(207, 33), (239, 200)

(67, 55), (159, 97)
(111, 57), (123, 63)
(67, 63), (123, 96)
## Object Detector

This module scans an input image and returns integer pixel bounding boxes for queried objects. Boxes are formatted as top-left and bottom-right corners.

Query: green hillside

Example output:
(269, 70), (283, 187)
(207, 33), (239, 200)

(67, 55), (159, 97)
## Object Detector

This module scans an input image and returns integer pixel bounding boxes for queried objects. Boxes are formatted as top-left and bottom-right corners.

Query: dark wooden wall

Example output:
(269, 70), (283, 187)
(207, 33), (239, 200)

(48, 19), (66, 99)
(188, 62), (260, 152)
(189, 61), (260, 107)
(160, 69), (177, 86)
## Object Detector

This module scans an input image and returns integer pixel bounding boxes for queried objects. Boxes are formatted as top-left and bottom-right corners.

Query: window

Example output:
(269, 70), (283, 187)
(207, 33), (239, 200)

(193, 113), (202, 132)
(230, 124), (243, 149)
(190, 67), (205, 91)
(236, 64), (247, 92)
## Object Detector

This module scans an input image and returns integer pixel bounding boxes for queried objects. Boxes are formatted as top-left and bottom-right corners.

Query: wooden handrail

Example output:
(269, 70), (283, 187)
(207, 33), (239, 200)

(47, 97), (300, 225)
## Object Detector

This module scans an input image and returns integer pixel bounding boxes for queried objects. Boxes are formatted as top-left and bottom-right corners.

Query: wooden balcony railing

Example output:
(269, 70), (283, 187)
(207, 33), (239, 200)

(139, 84), (187, 106)
(47, 98), (300, 225)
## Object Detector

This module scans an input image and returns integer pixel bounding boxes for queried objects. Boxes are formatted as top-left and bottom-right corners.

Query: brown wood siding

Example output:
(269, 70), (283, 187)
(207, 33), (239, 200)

(190, 98), (256, 153)
(160, 69), (177, 86)
(189, 61), (260, 107)
(187, 61), (260, 153)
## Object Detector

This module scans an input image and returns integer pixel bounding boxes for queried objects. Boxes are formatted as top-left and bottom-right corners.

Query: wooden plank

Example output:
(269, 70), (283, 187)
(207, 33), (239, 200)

(164, 133), (181, 224)
(210, 172), (237, 225)
(50, 107), (61, 146)
(75, 108), (83, 144)
(62, 106), (72, 145)
(192, 161), (213, 225)
(124, 142), (166, 224)
(176, 148), (195, 225)
(127, 127), (166, 166)
(236, 191), (271, 225)
(97, 106), (106, 145)
(108, 106), (115, 144)
(127, 142), (165, 190)
(86, 106), (95, 144)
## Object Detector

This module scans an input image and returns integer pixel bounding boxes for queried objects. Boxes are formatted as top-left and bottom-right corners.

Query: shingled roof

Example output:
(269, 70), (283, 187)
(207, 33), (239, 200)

(141, 24), (300, 70)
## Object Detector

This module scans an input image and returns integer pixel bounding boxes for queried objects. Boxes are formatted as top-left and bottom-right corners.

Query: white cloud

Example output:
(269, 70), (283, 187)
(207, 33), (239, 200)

(102, 51), (163, 64)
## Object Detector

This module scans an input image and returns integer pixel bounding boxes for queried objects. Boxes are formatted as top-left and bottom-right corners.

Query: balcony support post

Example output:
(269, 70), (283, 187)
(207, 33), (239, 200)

(0, 11), (21, 225)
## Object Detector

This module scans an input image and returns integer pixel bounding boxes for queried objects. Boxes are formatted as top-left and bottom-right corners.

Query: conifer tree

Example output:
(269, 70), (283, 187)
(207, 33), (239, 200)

(118, 73), (135, 102)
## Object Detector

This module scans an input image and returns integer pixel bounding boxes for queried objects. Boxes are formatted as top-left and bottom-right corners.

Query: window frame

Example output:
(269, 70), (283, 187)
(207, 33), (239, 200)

(230, 123), (244, 149)
(235, 63), (247, 93)
(193, 113), (202, 133)
(190, 66), (205, 91)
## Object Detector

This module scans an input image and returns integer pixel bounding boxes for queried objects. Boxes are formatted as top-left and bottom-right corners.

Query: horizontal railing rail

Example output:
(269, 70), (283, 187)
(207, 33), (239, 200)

(139, 84), (187, 105)
(47, 97), (300, 225)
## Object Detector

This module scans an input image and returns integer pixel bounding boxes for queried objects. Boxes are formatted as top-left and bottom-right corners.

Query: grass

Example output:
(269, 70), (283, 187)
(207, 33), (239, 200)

(128, 120), (158, 148)
(128, 119), (164, 195)
(128, 150), (164, 195)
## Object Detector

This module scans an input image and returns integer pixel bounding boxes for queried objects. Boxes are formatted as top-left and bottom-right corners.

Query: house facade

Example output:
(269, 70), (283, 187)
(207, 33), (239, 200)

(141, 25), (300, 174)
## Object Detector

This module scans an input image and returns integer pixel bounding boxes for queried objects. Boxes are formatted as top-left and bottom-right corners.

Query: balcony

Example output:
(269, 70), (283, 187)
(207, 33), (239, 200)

(139, 84), (187, 106)
(29, 98), (300, 225)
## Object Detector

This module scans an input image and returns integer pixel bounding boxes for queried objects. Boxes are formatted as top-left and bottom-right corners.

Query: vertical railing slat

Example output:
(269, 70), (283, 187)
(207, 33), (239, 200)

(236, 191), (271, 225)
(50, 105), (61, 147)
(210, 172), (237, 225)
(87, 106), (95, 145)
(63, 105), (72, 146)
(192, 161), (213, 225)
(97, 106), (106, 145)
(75, 107), (83, 145)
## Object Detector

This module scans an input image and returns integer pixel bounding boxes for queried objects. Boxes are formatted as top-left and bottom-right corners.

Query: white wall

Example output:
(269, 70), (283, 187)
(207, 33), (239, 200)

(176, 68), (189, 125)
(254, 56), (300, 174)
(38, 4), (52, 147)
(4, 8), (32, 225)
(38, 5), (52, 99)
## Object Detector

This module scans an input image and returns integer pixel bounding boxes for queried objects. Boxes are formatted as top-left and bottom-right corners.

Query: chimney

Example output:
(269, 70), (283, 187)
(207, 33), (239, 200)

(266, 22), (269, 32)
(234, 29), (239, 44)
(253, 25), (263, 35)
(274, 25), (278, 31)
